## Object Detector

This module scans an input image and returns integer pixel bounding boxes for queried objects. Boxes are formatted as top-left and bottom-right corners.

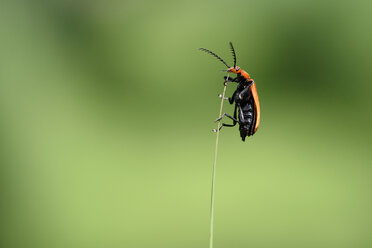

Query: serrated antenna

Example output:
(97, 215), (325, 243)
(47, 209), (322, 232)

(199, 47), (230, 68)
(229, 42), (236, 68)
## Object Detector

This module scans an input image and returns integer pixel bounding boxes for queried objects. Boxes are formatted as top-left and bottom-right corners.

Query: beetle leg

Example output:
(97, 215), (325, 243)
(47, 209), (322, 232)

(215, 113), (238, 123)
(233, 103), (238, 121)
(224, 76), (236, 82)
(213, 105), (239, 132)
(212, 122), (237, 132)
(213, 123), (236, 132)
(218, 94), (229, 100)
(223, 76), (238, 86)
(237, 103), (245, 122)
(228, 90), (238, 104)
(238, 84), (252, 99)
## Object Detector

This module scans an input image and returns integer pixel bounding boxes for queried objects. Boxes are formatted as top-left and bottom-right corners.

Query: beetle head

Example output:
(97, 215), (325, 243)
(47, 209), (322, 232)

(227, 66), (241, 74)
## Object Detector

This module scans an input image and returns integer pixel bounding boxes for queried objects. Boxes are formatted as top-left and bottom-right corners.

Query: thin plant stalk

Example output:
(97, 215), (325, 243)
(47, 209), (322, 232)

(209, 77), (229, 248)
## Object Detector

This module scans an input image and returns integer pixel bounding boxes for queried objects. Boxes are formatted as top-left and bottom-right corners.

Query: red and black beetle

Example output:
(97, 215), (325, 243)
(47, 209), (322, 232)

(199, 42), (260, 141)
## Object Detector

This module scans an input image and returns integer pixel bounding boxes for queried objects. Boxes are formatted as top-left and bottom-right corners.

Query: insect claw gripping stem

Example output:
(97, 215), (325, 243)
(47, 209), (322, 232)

(214, 116), (223, 123)
(212, 126), (223, 133)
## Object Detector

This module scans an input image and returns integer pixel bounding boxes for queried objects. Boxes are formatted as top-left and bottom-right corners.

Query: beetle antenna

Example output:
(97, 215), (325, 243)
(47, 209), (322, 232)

(229, 42), (236, 68)
(199, 48), (230, 68)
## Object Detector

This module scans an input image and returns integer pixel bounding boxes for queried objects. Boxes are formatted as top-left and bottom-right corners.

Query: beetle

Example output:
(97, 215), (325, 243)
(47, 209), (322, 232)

(199, 42), (260, 141)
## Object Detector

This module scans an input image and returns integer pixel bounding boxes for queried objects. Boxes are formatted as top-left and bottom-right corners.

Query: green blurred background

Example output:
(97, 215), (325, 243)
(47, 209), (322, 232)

(1, 0), (371, 247)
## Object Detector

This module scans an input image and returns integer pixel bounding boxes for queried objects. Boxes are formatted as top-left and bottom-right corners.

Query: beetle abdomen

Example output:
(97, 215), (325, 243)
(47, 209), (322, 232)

(239, 101), (255, 140)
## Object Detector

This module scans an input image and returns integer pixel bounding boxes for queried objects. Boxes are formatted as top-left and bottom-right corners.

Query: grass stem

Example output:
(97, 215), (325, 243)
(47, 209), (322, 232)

(209, 78), (228, 248)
